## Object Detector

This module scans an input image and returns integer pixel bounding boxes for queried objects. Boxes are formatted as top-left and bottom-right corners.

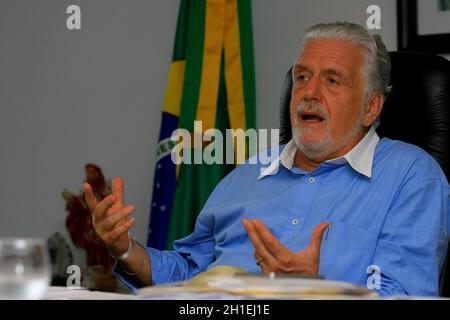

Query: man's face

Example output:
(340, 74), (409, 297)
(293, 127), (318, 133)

(290, 39), (369, 160)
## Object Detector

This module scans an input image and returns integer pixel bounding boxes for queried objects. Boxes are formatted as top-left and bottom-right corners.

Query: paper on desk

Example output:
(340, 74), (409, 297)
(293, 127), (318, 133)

(137, 269), (377, 299)
(205, 274), (378, 298)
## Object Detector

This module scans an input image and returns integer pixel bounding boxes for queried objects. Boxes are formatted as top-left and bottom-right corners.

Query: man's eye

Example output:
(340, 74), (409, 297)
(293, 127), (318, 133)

(327, 78), (339, 85)
(296, 74), (309, 81)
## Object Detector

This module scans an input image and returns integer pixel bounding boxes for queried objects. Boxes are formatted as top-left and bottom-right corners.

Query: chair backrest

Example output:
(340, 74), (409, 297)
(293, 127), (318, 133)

(279, 51), (450, 296)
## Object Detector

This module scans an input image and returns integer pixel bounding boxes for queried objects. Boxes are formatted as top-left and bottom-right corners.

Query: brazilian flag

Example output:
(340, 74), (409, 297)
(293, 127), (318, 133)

(147, 0), (256, 250)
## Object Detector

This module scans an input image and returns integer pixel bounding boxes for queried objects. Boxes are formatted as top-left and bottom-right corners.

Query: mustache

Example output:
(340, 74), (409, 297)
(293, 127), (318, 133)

(296, 100), (328, 120)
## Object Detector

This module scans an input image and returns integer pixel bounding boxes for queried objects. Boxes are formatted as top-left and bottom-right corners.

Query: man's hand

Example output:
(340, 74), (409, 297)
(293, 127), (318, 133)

(242, 219), (329, 276)
(84, 177), (136, 257)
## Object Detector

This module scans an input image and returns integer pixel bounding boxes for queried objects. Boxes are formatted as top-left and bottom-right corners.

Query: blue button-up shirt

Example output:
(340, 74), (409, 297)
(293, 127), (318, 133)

(116, 127), (450, 296)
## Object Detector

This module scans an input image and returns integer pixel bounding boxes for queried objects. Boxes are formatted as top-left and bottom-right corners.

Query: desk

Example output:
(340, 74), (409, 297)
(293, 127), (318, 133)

(43, 286), (386, 300)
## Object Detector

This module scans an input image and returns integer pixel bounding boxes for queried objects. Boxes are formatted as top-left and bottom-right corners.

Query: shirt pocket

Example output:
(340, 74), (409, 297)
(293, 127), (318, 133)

(328, 221), (375, 251)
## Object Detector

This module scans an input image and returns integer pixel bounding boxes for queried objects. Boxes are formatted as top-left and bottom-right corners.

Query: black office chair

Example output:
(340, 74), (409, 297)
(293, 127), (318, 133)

(279, 52), (450, 296)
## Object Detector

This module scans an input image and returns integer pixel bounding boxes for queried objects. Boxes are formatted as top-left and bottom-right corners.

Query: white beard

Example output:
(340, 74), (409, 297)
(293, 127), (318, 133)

(292, 101), (365, 161)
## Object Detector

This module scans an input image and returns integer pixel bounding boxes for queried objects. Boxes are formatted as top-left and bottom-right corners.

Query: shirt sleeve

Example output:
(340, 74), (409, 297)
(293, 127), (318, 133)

(370, 173), (450, 296)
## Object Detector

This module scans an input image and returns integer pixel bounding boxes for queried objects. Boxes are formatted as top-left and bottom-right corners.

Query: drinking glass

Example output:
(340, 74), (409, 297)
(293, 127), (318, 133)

(0, 238), (51, 299)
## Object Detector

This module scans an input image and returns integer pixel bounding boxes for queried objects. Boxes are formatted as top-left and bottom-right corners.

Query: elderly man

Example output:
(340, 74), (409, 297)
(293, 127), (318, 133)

(84, 22), (450, 296)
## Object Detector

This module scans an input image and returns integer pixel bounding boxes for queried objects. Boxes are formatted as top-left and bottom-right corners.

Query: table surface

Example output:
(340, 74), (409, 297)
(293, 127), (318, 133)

(43, 286), (450, 300)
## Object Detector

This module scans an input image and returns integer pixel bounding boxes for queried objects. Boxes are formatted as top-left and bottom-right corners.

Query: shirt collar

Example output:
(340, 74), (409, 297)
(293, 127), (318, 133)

(258, 126), (380, 179)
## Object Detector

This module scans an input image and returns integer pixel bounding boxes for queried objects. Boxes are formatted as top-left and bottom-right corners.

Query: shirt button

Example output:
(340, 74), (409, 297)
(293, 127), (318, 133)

(308, 177), (316, 184)
(292, 219), (300, 226)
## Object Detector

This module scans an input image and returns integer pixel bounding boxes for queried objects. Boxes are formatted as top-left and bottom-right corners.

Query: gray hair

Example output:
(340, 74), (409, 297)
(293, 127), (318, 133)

(296, 21), (392, 103)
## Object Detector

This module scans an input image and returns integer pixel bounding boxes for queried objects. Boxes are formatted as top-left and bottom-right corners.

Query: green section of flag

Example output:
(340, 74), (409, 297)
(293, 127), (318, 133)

(172, 0), (190, 61)
(178, 0), (206, 132)
(237, 0), (256, 131)
(440, 0), (450, 11)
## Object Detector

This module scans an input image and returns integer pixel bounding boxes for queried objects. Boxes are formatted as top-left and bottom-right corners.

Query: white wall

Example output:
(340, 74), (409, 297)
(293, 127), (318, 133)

(0, 0), (179, 266)
(0, 0), (443, 268)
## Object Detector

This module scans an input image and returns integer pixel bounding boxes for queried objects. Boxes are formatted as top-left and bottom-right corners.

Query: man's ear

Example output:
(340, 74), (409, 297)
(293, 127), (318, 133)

(363, 93), (384, 127)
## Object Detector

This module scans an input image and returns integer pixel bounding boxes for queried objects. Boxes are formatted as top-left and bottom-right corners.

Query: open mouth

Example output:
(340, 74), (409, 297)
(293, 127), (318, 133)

(299, 112), (325, 122)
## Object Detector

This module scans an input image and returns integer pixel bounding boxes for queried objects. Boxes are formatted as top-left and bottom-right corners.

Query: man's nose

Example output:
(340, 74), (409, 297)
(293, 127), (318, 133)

(303, 76), (322, 101)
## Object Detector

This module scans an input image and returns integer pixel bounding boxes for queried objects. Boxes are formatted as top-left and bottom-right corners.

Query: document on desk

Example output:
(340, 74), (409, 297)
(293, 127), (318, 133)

(137, 267), (377, 299)
(204, 274), (377, 298)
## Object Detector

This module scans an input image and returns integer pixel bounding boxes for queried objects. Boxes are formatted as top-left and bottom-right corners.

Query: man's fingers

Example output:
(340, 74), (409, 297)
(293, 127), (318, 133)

(307, 222), (330, 252)
(252, 219), (289, 257)
(243, 219), (277, 267)
(257, 258), (270, 274)
(102, 205), (135, 230)
(108, 218), (135, 243)
(112, 177), (124, 206)
(92, 194), (116, 220)
(84, 183), (98, 211)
